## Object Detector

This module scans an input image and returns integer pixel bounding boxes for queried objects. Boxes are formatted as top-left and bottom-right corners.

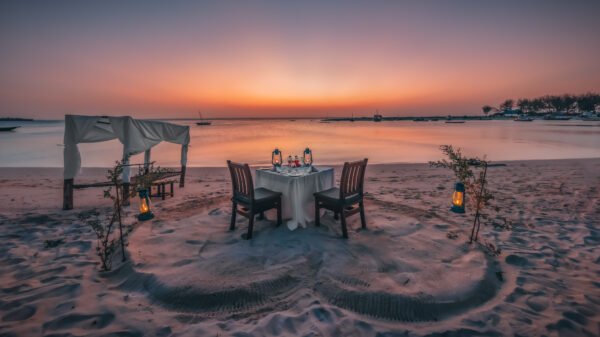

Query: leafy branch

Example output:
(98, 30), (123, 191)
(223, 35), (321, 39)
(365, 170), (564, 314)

(429, 145), (497, 244)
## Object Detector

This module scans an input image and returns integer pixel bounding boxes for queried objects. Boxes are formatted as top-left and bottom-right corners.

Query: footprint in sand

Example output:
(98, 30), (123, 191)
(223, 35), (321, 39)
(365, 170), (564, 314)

(2, 305), (36, 321)
(525, 295), (549, 312)
(505, 254), (529, 267)
(159, 229), (175, 234)
(42, 312), (115, 331)
(208, 208), (222, 216)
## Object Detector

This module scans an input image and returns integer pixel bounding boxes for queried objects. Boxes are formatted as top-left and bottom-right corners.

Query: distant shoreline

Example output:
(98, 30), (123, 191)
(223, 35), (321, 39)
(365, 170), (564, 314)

(0, 117), (34, 121)
(2, 115), (598, 122)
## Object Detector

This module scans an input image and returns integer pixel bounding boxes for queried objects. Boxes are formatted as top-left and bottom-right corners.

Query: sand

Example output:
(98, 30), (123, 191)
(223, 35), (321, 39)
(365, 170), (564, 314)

(0, 159), (599, 336)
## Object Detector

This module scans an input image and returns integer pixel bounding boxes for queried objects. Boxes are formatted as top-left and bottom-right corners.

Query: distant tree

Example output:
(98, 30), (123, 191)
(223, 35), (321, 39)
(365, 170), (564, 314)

(562, 94), (577, 114)
(546, 95), (565, 114)
(499, 99), (514, 112)
(483, 92), (600, 116)
(530, 98), (546, 114)
(517, 98), (530, 114)
(481, 105), (497, 116)
(577, 92), (600, 113)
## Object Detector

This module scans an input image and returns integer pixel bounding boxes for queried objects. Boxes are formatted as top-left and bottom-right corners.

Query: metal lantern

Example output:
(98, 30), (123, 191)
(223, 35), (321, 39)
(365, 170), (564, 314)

(137, 188), (154, 221)
(450, 182), (465, 213)
(272, 148), (282, 169)
(303, 147), (313, 166)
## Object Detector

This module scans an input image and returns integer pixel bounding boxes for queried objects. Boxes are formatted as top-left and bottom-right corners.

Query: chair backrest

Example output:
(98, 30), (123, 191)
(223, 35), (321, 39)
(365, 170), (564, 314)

(227, 160), (254, 201)
(339, 158), (368, 199)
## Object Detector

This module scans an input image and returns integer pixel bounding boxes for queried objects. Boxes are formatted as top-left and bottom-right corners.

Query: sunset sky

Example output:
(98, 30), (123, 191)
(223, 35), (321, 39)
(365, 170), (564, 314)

(1, 0), (599, 119)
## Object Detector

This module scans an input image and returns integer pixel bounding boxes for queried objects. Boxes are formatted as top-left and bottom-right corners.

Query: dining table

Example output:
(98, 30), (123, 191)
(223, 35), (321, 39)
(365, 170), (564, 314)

(255, 166), (334, 230)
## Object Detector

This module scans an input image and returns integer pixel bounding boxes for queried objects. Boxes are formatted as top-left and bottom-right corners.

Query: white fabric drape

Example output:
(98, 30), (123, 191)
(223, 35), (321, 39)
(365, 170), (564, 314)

(63, 115), (190, 180)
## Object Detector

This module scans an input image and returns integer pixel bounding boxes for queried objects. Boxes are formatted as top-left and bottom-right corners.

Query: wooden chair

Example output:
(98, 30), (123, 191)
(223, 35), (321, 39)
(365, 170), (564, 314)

(314, 159), (368, 238)
(227, 161), (282, 239)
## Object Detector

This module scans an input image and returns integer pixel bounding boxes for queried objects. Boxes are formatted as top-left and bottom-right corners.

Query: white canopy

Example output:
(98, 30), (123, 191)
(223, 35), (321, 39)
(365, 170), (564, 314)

(64, 115), (190, 180)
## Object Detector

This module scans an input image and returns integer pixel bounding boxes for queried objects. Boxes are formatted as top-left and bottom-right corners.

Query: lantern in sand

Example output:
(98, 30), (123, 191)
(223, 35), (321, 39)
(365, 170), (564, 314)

(137, 188), (154, 221)
(272, 148), (282, 170)
(450, 182), (465, 213)
(303, 147), (313, 166)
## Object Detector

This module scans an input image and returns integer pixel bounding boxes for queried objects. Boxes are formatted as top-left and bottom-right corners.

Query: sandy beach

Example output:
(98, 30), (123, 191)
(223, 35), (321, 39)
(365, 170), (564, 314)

(0, 158), (599, 337)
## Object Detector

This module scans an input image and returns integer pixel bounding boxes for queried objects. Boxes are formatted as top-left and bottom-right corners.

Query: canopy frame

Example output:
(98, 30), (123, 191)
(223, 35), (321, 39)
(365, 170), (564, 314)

(62, 115), (190, 210)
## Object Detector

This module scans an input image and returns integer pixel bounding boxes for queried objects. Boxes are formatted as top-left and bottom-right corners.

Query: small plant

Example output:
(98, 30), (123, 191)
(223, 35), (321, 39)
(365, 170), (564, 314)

(446, 231), (459, 240)
(79, 161), (125, 271)
(81, 161), (172, 271)
(481, 240), (502, 257)
(430, 145), (497, 244)
(80, 209), (116, 271)
(132, 163), (173, 192)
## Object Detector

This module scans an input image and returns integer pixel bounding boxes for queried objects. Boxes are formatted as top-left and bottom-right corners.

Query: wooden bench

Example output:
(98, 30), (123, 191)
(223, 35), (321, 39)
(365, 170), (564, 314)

(150, 179), (177, 200)
(64, 168), (185, 210)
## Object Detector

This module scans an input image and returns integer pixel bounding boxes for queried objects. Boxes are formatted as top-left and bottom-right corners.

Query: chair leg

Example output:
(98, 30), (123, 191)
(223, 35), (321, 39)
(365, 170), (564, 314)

(246, 213), (254, 240)
(315, 202), (320, 226)
(277, 201), (282, 226)
(258, 211), (265, 220)
(334, 212), (339, 220)
(340, 210), (348, 239)
(359, 201), (367, 229)
(229, 202), (237, 231)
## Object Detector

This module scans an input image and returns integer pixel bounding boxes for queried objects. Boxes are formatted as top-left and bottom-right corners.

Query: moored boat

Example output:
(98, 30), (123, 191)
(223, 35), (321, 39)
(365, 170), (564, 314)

(0, 126), (20, 132)
(373, 110), (383, 122)
(196, 111), (212, 126)
(515, 115), (534, 122)
(543, 115), (571, 121)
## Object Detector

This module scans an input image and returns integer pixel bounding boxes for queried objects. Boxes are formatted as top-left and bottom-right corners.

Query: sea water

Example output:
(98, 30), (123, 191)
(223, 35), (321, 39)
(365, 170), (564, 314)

(1, 119), (599, 167)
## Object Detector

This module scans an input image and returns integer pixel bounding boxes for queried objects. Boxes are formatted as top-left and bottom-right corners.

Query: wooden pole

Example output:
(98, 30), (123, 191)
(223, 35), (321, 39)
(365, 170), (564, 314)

(122, 182), (130, 206)
(63, 179), (74, 210)
(115, 184), (126, 262)
(180, 165), (186, 188)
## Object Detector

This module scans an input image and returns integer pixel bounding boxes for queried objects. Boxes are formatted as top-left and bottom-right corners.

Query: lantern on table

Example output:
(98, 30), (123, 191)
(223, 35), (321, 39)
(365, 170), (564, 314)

(272, 148), (282, 170)
(303, 147), (313, 166)
(137, 188), (154, 221)
(450, 182), (465, 213)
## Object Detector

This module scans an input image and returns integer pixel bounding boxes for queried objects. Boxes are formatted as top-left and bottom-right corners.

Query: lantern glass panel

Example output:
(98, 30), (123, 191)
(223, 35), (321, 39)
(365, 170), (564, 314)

(452, 191), (464, 207)
(303, 148), (313, 166)
(450, 182), (465, 213)
(272, 148), (282, 168)
(137, 189), (154, 221)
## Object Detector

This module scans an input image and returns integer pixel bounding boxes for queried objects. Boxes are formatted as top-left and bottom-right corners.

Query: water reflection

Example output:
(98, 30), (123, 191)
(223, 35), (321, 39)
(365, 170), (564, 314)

(0, 119), (599, 167)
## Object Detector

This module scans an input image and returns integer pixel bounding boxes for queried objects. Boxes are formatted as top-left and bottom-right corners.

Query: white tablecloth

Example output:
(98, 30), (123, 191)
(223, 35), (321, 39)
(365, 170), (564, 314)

(256, 167), (334, 230)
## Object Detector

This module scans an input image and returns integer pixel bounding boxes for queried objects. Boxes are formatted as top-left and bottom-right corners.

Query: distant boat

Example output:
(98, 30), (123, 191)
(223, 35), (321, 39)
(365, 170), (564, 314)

(373, 110), (383, 122)
(544, 115), (571, 121)
(350, 113), (355, 122)
(515, 115), (534, 122)
(445, 120), (465, 124)
(582, 116), (600, 121)
(0, 126), (20, 132)
(196, 111), (212, 126)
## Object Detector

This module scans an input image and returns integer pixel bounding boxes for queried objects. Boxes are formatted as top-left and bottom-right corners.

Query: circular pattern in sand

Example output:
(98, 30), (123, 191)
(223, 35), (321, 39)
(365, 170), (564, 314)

(118, 199), (503, 322)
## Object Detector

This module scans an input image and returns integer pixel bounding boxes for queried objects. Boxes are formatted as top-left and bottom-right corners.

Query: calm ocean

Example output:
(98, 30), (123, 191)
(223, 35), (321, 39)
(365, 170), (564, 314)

(1, 119), (599, 168)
